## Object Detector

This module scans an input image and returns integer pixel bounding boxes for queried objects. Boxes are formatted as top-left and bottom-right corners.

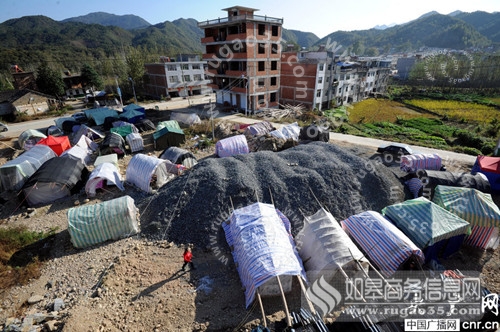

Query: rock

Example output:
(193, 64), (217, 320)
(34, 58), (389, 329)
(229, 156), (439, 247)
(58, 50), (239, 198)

(45, 320), (58, 331)
(27, 295), (44, 304)
(53, 298), (65, 311)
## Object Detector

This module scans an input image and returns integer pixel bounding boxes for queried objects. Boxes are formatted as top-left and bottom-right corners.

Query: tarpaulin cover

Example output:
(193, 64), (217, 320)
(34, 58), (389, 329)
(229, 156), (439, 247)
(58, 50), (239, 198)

(243, 121), (274, 137)
(382, 197), (470, 250)
(341, 211), (424, 276)
(156, 120), (181, 131)
(94, 154), (118, 168)
(36, 135), (71, 156)
(472, 156), (500, 194)
(120, 108), (145, 124)
(299, 125), (330, 142)
(125, 154), (176, 193)
(400, 153), (442, 172)
(433, 185), (500, 249)
(112, 121), (139, 133)
(67, 195), (139, 248)
(84, 108), (119, 126)
(72, 124), (104, 145)
(135, 119), (156, 133)
(270, 122), (300, 141)
(126, 133), (144, 153)
(296, 208), (369, 282)
(0, 145), (57, 192)
(170, 112), (201, 126)
(61, 135), (97, 166)
(99, 132), (126, 156)
(215, 135), (249, 158)
(122, 103), (145, 114)
(18, 129), (46, 150)
(159, 146), (197, 168)
(223, 202), (306, 308)
(153, 121), (185, 150)
(85, 162), (124, 197)
(21, 157), (88, 207)
(417, 170), (491, 199)
(110, 125), (134, 138)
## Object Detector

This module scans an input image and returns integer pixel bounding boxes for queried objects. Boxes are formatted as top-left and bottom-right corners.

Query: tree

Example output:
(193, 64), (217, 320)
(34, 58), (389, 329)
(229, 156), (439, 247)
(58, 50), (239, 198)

(80, 63), (103, 92)
(35, 61), (65, 97)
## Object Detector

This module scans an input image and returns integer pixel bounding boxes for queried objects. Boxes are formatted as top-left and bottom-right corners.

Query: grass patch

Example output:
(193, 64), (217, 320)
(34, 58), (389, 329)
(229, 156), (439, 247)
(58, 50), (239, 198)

(0, 226), (57, 289)
(348, 99), (435, 123)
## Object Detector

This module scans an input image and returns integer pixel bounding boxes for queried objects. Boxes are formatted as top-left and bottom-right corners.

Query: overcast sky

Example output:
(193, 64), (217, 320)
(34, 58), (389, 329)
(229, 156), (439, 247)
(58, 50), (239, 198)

(1, 0), (498, 38)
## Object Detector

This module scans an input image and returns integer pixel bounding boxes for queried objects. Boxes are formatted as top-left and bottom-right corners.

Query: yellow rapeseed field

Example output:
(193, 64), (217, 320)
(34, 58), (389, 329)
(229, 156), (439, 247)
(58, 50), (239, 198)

(348, 99), (435, 123)
(405, 99), (500, 123)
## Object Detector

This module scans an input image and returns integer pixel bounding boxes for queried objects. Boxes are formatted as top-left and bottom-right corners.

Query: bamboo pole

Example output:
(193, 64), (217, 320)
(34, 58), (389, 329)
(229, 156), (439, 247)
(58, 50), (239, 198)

(256, 291), (267, 328)
(296, 275), (316, 316)
(276, 276), (292, 327)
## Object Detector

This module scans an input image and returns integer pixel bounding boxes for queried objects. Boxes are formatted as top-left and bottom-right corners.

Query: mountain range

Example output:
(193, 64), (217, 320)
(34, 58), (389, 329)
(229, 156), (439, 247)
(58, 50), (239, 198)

(0, 10), (498, 74)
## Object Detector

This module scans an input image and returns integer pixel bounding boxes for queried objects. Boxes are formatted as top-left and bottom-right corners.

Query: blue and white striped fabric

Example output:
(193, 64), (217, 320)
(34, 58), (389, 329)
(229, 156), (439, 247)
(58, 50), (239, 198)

(382, 197), (471, 248)
(341, 211), (424, 277)
(222, 202), (306, 308)
(125, 154), (175, 193)
(400, 153), (442, 172)
(67, 195), (139, 248)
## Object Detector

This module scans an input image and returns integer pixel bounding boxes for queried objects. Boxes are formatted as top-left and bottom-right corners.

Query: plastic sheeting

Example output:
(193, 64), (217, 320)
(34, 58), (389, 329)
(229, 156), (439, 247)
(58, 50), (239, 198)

(36, 135), (71, 156)
(0, 145), (57, 192)
(18, 129), (46, 150)
(433, 185), (500, 249)
(223, 202), (306, 308)
(170, 112), (201, 126)
(125, 154), (176, 193)
(400, 153), (442, 172)
(243, 121), (274, 137)
(61, 135), (97, 166)
(215, 135), (249, 158)
(341, 211), (424, 276)
(126, 133), (144, 153)
(472, 156), (500, 194)
(84, 108), (119, 126)
(72, 124), (104, 145)
(67, 195), (140, 248)
(159, 146), (197, 168)
(85, 162), (125, 197)
(270, 122), (300, 141)
(295, 208), (369, 282)
(417, 170), (491, 200)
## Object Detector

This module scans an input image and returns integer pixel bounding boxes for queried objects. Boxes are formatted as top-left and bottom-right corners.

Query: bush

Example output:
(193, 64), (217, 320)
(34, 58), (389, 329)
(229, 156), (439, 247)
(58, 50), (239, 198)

(455, 130), (484, 150)
(453, 146), (482, 156)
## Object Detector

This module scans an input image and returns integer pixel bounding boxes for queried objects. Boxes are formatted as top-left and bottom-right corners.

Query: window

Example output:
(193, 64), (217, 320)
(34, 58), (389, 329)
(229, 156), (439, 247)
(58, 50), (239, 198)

(258, 78), (265, 86)
(191, 64), (201, 70)
(270, 92), (277, 102)
(319, 64), (324, 71)
(271, 61), (278, 71)
(271, 25), (279, 37)
(271, 43), (278, 54)
(258, 95), (265, 105)
(316, 89), (322, 97)
(270, 77), (277, 86)
(258, 61), (265, 71)
(169, 76), (179, 83)
(167, 65), (177, 71)
(193, 74), (202, 81)
(183, 75), (191, 82)
(181, 64), (189, 70)
(258, 43), (266, 54)
(258, 24), (266, 35)
(318, 77), (323, 84)
(346, 74), (350, 80)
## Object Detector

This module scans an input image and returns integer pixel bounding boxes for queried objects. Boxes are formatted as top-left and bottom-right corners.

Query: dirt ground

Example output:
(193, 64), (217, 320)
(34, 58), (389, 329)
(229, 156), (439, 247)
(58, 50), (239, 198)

(0, 117), (500, 332)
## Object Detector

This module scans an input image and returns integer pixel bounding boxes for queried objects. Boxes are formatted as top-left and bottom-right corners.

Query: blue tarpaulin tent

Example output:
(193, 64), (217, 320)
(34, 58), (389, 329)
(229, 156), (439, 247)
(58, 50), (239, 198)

(84, 108), (119, 126)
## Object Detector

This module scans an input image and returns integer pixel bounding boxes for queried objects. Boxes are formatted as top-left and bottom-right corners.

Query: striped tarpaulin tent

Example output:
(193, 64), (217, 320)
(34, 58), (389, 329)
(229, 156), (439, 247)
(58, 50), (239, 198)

(400, 153), (442, 172)
(341, 211), (424, 276)
(222, 202), (306, 308)
(215, 135), (249, 158)
(125, 154), (177, 193)
(67, 195), (139, 248)
(433, 185), (500, 249)
(382, 197), (470, 261)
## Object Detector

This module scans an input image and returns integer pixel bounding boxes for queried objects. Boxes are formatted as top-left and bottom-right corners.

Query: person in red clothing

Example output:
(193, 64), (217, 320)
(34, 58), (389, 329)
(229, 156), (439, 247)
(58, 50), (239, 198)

(182, 247), (195, 271)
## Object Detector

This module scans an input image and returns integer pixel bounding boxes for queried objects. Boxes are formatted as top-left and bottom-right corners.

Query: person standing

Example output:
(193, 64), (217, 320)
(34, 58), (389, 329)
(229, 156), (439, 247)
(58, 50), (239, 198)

(182, 247), (195, 271)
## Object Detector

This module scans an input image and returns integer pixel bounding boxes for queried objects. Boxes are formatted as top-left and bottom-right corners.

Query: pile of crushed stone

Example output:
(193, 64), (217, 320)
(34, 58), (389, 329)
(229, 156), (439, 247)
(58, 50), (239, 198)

(138, 142), (403, 248)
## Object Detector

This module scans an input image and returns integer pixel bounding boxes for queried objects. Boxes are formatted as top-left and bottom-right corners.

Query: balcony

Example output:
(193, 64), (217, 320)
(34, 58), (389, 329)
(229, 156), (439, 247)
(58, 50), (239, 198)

(198, 14), (283, 27)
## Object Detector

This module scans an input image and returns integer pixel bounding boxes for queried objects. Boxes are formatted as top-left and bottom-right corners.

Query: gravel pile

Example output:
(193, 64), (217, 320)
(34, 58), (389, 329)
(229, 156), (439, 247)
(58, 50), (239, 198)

(139, 142), (404, 247)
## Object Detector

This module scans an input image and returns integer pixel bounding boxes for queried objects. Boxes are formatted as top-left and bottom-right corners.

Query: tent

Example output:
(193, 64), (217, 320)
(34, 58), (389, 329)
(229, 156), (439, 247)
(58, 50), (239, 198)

(123, 103), (145, 114)
(126, 133), (144, 153)
(120, 107), (145, 124)
(36, 135), (71, 156)
(471, 156), (500, 194)
(382, 197), (471, 262)
(299, 124), (330, 142)
(215, 134), (249, 158)
(94, 154), (118, 168)
(85, 162), (125, 197)
(61, 135), (97, 166)
(72, 124), (104, 145)
(433, 185), (500, 249)
(84, 108), (119, 126)
(159, 146), (197, 168)
(222, 202), (306, 308)
(135, 118), (156, 133)
(110, 124), (135, 138)
(99, 132), (127, 157)
(18, 129), (46, 150)
(0, 145), (57, 192)
(243, 121), (274, 137)
(153, 121), (185, 150)
(125, 154), (177, 193)
(341, 211), (424, 276)
(295, 207), (369, 282)
(20, 157), (89, 207)
(169, 112), (201, 126)
(112, 121), (139, 133)
(400, 153), (442, 173)
(54, 118), (79, 133)
(67, 195), (140, 248)
(45, 125), (64, 137)
(416, 170), (491, 200)
(269, 122), (301, 141)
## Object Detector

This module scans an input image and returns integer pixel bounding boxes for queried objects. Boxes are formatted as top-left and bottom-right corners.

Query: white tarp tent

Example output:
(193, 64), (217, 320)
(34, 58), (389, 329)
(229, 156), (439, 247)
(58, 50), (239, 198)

(61, 135), (97, 166)
(0, 145), (57, 192)
(215, 135), (249, 158)
(295, 208), (369, 283)
(85, 162), (125, 197)
(269, 122), (300, 141)
(170, 112), (201, 126)
(125, 154), (177, 193)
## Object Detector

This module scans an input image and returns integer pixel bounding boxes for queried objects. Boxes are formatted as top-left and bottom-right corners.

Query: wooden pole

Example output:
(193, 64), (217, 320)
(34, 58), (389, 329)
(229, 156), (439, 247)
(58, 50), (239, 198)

(256, 291), (267, 328)
(276, 276), (292, 327)
(297, 275), (316, 316)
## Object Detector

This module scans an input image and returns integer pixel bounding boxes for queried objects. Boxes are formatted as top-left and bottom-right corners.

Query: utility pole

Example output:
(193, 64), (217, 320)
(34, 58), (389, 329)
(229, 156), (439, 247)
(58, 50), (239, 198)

(209, 99), (215, 141)
(115, 77), (123, 107)
(128, 77), (137, 104)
